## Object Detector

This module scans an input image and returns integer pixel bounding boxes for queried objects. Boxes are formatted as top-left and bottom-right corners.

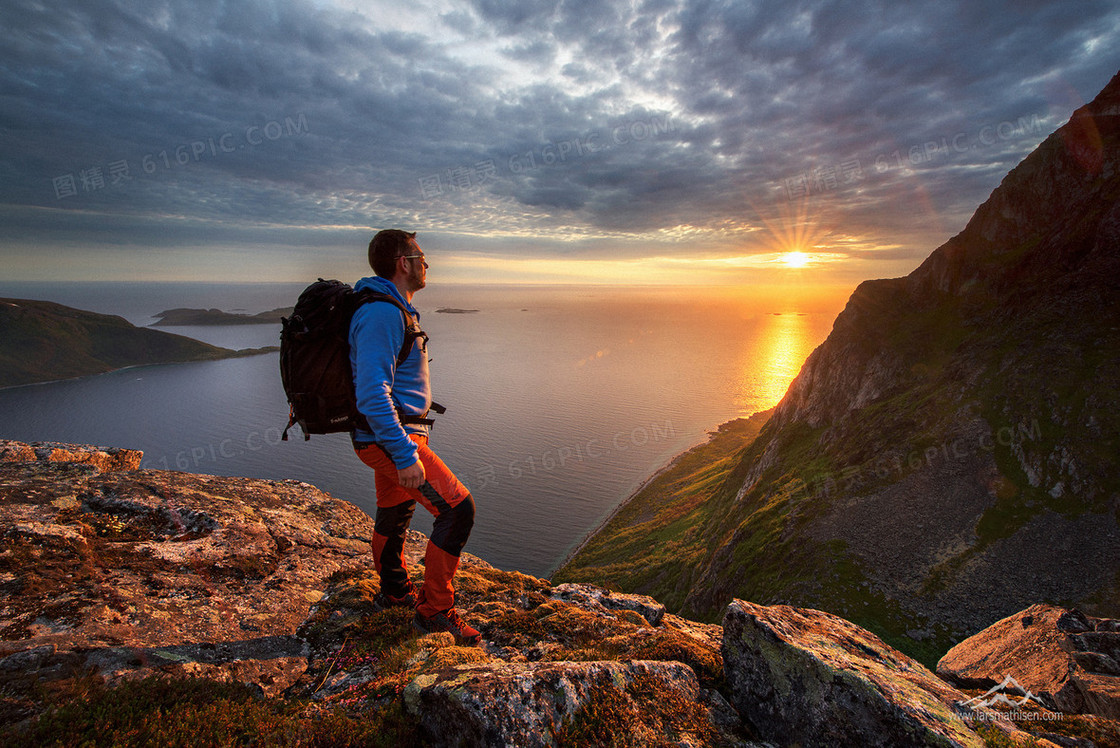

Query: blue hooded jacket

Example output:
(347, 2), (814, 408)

(349, 276), (431, 469)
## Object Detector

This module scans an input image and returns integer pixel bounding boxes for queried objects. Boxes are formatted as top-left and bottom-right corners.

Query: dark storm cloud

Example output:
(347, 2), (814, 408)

(1, 0), (1118, 276)
(0, 2), (554, 268)
(441, 0), (1117, 255)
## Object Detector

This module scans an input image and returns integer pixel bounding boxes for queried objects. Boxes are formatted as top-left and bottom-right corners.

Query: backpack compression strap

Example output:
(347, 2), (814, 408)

(354, 290), (446, 428)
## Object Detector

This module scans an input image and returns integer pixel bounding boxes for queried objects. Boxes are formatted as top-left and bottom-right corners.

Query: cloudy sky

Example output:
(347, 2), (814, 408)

(1, 0), (1117, 286)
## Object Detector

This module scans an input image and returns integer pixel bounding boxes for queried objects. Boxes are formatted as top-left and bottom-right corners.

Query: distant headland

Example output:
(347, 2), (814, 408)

(0, 298), (276, 388)
(150, 307), (292, 326)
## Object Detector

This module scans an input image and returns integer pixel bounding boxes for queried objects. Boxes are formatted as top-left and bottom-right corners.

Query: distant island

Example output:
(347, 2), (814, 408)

(0, 298), (276, 388)
(151, 307), (292, 326)
(152, 306), (486, 324)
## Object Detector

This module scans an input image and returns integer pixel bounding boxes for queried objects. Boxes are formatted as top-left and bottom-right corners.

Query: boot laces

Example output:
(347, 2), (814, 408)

(444, 607), (467, 630)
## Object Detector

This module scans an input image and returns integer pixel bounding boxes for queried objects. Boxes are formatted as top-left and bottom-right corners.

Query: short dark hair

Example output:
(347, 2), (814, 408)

(368, 229), (417, 278)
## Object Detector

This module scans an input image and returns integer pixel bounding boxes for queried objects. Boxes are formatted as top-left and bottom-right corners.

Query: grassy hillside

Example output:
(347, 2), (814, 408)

(554, 413), (771, 615)
(0, 298), (273, 388)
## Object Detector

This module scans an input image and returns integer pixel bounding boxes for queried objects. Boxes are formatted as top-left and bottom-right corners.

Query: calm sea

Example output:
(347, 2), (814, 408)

(0, 281), (848, 577)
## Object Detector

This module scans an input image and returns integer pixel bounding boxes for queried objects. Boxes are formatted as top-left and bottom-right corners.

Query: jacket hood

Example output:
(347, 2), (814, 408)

(354, 276), (417, 315)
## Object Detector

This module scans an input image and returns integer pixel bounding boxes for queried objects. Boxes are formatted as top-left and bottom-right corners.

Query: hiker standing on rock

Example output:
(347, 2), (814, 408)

(350, 229), (480, 645)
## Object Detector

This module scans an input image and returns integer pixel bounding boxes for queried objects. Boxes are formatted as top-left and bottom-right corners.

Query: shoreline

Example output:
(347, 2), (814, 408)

(0, 347), (278, 392)
(548, 418), (747, 577)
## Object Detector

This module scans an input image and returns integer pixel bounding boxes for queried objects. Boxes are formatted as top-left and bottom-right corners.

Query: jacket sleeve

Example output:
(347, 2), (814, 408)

(350, 302), (419, 469)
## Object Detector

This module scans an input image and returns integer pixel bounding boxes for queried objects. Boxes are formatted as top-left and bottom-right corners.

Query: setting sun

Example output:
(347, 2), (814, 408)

(784, 251), (809, 268)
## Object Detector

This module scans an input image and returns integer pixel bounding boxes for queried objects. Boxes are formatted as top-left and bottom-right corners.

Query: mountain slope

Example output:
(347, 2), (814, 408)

(560, 70), (1120, 663)
(0, 298), (272, 388)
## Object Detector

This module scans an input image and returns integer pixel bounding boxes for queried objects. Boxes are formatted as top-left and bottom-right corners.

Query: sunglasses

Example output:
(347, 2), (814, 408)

(399, 254), (429, 268)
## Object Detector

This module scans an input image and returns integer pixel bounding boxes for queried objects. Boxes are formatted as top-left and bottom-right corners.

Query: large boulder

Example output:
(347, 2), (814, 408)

(938, 604), (1120, 719)
(405, 659), (727, 748)
(721, 600), (1027, 747)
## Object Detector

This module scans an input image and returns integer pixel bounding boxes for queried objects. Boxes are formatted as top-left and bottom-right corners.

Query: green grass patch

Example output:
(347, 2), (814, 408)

(4, 676), (418, 748)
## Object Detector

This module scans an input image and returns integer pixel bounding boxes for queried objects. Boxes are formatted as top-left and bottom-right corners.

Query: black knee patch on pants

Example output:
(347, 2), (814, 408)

(430, 493), (474, 558)
(375, 501), (416, 593)
(375, 500), (416, 538)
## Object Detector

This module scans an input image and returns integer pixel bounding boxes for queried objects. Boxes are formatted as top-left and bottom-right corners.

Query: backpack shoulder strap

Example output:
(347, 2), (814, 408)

(352, 290), (426, 367)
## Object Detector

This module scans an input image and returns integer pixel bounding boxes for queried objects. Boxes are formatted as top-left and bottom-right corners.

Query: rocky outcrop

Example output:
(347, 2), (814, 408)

(286, 551), (746, 746)
(0, 439), (375, 702)
(0, 441), (748, 744)
(938, 604), (1120, 720)
(3, 442), (1112, 745)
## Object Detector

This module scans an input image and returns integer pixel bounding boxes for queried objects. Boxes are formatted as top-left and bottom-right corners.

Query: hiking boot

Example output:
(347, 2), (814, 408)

(413, 607), (481, 645)
(372, 580), (417, 612)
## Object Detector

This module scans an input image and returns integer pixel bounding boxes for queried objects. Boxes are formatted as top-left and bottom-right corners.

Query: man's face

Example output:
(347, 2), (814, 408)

(404, 238), (427, 291)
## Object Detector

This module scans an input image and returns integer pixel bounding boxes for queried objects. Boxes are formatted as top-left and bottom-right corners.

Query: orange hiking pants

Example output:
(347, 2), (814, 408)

(354, 434), (475, 617)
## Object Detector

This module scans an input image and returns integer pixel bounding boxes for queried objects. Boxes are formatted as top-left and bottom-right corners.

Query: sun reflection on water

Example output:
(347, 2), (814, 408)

(737, 312), (818, 413)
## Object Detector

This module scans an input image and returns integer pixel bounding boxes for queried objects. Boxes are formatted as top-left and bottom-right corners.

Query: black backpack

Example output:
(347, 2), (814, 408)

(279, 279), (436, 441)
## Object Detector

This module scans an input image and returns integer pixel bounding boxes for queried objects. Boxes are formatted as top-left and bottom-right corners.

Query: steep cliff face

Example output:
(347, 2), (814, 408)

(685, 70), (1120, 649)
(561, 72), (1120, 664)
(768, 72), (1120, 442)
